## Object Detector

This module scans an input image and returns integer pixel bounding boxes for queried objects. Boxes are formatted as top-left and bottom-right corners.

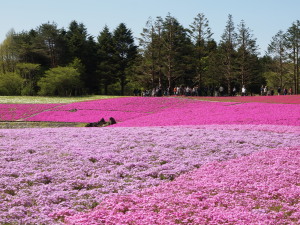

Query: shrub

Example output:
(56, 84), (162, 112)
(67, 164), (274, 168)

(37, 66), (83, 96)
(0, 72), (23, 95)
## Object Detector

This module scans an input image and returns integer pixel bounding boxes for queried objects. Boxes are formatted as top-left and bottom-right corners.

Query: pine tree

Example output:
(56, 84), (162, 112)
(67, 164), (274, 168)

(138, 17), (160, 89)
(161, 13), (194, 90)
(113, 23), (137, 95)
(285, 20), (300, 94)
(236, 20), (260, 92)
(268, 30), (289, 89)
(189, 13), (213, 91)
(219, 14), (238, 94)
(97, 26), (116, 94)
(66, 21), (98, 93)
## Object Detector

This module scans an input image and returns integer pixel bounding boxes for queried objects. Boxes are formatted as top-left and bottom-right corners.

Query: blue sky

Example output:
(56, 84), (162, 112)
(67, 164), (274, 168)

(1, 0), (299, 55)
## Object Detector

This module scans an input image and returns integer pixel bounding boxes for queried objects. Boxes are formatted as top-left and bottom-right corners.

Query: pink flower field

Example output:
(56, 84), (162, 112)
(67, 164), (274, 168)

(0, 103), (62, 121)
(0, 95), (300, 224)
(188, 95), (300, 104)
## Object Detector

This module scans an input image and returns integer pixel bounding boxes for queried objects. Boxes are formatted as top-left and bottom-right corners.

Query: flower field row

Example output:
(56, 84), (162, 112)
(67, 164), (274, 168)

(1, 125), (299, 224)
(1, 96), (300, 126)
(113, 101), (300, 127)
(189, 95), (300, 104)
(0, 97), (193, 122)
(18, 97), (300, 127)
(0, 104), (62, 121)
(26, 110), (147, 123)
(66, 147), (300, 225)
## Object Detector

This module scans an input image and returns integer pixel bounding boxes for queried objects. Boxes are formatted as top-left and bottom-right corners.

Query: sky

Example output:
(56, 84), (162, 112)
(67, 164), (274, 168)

(0, 0), (299, 55)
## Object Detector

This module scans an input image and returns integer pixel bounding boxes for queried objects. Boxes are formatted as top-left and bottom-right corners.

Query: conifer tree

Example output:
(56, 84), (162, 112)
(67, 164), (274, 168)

(189, 13), (213, 91)
(285, 20), (300, 94)
(219, 14), (238, 95)
(113, 23), (137, 95)
(236, 20), (260, 92)
(268, 30), (289, 89)
(97, 26), (116, 94)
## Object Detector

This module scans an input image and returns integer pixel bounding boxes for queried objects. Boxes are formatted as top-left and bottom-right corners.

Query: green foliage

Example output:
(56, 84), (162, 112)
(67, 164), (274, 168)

(0, 72), (24, 95)
(37, 66), (83, 96)
(97, 26), (117, 94)
(0, 30), (18, 74)
(68, 58), (86, 76)
(113, 23), (138, 95)
(16, 63), (42, 95)
(2, 14), (299, 96)
(263, 71), (293, 89)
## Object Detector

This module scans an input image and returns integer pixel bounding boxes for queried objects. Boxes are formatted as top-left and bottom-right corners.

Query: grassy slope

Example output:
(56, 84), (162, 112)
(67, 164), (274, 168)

(0, 95), (120, 104)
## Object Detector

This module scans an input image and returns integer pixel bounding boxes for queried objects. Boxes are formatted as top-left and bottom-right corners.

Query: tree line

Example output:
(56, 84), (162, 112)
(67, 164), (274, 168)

(0, 13), (299, 96)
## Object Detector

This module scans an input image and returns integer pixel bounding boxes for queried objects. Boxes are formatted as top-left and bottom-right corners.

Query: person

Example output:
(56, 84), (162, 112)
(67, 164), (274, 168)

(288, 87), (293, 95)
(214, 86), (219, 96)
(277, 87), (281, 95)
(283, 88), (288, 95)
(241, 85), (246, 96)
(263, 86), (268, 96)
(260, 85), (264, 96)
(219, 86), (224, 96)
(232, 86), (237, 96)
(173, 87), (177, 95)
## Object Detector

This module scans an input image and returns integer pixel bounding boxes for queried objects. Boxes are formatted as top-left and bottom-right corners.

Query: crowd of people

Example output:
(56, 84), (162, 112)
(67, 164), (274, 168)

(260, 85), (294, 96)
(135, 85), (296, 97)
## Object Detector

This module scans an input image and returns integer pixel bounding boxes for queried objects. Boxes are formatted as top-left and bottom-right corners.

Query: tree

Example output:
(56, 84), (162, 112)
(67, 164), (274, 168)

(0, 29), (18, 73)
(16, 63), (41, 95)
(285, 20), (300, 94)
(97, 26), (116, 94)
(37, 66), (83, 96)
(138, 17), (159, 89)
(35, 22), (66, 68)
(189, 13), (213, 91)
(66, 21), (89, 60)
(113, 23), (137, 95)
(268, 30), (289, 89)
(0, 72), (23, 95)
(236, 20), (260, 92)
(161, 13), (194, 90)
(219, 14), (238, 95)
(66, 21), (98, 93)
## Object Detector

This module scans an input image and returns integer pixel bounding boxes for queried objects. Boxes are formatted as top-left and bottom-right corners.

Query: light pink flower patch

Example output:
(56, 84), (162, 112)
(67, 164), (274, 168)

(1, 125), (299, 224)
(65, 147), (300, 225)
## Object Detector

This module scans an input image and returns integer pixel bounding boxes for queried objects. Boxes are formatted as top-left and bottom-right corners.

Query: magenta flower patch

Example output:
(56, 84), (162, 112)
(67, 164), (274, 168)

(0, 104), (62, 121)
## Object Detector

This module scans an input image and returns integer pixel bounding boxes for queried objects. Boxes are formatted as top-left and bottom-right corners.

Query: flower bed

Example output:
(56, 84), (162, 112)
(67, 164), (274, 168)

(0, 104), (62, 121)
(188, 94), (300, 104)
(1, 96), (300, 224)
(20, 98), (300, 126)
(24, 97), (194, 123)
(52, 97), (192, 113)
(1, 125), (299, 224)
(1, 97), (300, 125)
(66, 147), (300, 224)
(26, 110), (147, 123)
(113, 101), (300, 127)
